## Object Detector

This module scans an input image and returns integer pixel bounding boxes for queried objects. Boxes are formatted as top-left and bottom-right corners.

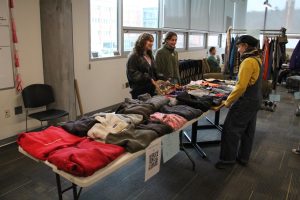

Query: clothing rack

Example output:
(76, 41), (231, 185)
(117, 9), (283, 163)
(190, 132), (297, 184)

(230, 27), (286, 37)
(225, 27), (288, 95)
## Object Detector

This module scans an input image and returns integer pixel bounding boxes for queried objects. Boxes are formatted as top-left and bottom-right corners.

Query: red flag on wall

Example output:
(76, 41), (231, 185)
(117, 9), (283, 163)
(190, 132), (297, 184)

(9, 0), (15, 8)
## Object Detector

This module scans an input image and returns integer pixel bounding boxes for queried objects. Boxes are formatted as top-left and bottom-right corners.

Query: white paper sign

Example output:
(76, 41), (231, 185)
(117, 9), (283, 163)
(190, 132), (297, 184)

(145, 138), (162, 181)
(294, 92), (300, 100)
(162, 133), (180, 163)
(269, 94), (281, 102)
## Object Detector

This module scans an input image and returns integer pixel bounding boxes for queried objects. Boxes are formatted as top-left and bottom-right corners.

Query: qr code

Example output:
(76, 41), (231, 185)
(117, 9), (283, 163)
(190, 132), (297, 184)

(148, 151), (159, 170)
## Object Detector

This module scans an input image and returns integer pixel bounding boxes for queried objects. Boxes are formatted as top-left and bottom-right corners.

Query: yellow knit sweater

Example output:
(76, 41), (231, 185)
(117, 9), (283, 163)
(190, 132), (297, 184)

(225, 57), (262, 107)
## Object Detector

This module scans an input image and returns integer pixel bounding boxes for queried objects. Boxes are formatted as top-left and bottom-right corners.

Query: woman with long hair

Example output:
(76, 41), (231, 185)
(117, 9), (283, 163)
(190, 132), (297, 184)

(126, 33), (157, 99)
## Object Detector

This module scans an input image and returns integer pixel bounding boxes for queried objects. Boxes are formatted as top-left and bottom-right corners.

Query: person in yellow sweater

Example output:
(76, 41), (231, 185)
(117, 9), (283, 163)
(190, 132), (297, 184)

(216, 35), (262, 169)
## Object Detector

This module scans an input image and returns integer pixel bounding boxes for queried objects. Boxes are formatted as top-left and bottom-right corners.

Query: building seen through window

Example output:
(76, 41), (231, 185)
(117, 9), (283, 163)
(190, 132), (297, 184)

(90, 0), (118, 58)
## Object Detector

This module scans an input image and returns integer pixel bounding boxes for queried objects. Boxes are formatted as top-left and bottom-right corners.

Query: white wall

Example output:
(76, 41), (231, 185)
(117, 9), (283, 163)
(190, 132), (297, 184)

(72, 0), (207, 114)
(0, 0), (43, 140)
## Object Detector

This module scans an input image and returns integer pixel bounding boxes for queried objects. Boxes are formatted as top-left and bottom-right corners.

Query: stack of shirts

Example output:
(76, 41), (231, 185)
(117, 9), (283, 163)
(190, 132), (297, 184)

(18, 126), (125, 177)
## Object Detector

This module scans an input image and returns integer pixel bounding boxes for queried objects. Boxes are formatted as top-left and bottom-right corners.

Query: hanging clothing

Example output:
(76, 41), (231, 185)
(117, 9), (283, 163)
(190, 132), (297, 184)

(262, 37), (270, 80)
(229, 37), (236, 76)
(224, 27), (232, 74)
(290, 40), (300, 71)
(267, 39), (274, 80)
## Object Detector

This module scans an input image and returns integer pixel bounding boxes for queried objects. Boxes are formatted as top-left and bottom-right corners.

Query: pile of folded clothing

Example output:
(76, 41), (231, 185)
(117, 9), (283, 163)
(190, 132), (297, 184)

(183, 79), (236, 106)
(18, 126), (125, 177)
(153, 80), (184, 95)
(18, 94), (207, 176)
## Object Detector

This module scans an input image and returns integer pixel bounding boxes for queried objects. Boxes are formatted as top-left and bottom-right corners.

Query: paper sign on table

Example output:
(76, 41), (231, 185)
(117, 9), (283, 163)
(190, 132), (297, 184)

(294, 92), (300, 100)
(145, 138), (162, 181)
(269, 94), (281, 102)
(162, 132), (179, 163)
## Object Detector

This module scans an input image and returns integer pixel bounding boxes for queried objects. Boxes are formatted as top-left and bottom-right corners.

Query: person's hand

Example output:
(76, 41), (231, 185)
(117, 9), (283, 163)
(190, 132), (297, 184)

(224, 101), (231, 108)
(151, 79), (156, 85)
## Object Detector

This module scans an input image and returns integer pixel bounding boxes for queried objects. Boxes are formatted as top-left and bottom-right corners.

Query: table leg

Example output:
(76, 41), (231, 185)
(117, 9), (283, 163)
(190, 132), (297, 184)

(55, 174), (63, 200)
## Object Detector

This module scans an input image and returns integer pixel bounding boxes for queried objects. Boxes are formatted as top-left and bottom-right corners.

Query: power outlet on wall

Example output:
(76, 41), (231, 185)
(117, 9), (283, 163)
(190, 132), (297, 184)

(122, 82), (130, 89)
(4, 109), (10, 118)
(122, 82), (129, 89)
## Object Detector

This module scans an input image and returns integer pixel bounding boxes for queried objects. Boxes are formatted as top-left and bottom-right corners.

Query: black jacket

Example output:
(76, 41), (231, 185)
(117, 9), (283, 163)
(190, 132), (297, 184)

(61, 116), (98, 137)
(176, 91), (213, 112)
(126, 53), (157, 98)
(160, 105), (203, 120)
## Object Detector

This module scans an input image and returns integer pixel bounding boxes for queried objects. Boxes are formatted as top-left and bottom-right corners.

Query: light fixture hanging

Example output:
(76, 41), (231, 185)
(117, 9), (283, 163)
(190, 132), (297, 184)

(263, 0), (272, 8)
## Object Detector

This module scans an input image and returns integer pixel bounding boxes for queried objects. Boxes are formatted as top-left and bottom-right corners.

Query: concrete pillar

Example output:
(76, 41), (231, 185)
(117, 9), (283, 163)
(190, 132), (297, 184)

(40, 0), (76, 120)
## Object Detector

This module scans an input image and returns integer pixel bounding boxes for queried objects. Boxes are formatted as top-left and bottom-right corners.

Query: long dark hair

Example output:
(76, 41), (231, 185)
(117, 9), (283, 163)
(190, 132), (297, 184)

(163, 31), (177, 44)
(133, 32), (154, 57)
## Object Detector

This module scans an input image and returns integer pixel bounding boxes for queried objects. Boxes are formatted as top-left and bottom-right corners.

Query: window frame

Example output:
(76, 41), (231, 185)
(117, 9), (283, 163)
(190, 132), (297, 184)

(187, 31), (207, 50)
(89, 0), (122, 61)
(88, 0), (228, 61)
(161, 29), (187, 51)
(122, 27), (160, 55)
(207, 33), (222, 48)
(286, 34), (300, 50)
(122, 0), (160, 29)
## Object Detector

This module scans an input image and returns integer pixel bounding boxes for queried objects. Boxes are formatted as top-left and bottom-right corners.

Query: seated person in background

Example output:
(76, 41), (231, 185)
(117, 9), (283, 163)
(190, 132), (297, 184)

(155, 31), (181, 84)
(126, 33), (157, 99)
(207, 47), (221, 73)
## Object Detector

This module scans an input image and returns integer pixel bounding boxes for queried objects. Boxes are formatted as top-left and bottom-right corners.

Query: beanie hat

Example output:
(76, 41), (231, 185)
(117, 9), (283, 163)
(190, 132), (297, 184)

(236, 35), (258, 47)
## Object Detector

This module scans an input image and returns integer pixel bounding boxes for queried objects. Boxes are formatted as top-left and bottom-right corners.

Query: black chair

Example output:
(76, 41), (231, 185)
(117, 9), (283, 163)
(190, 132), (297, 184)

(22, 84), (69, 132)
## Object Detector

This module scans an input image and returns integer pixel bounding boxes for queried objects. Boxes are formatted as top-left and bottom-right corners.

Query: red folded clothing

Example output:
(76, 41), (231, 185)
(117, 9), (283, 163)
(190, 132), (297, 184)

(48, 138), (125, 177)
(18, 126), (84, 160)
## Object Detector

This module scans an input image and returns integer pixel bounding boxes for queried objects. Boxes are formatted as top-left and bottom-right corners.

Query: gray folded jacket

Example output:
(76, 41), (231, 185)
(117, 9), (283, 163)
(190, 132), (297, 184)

(145, 95), (170, 111)
(106, 128), (158, 153)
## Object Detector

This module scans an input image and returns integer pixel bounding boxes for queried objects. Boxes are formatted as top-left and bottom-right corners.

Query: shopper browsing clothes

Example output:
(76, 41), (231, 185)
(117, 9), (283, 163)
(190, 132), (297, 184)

(126, 33), (157, 99)
(155, 31), (181, 84)
(215, 35), (262, 169)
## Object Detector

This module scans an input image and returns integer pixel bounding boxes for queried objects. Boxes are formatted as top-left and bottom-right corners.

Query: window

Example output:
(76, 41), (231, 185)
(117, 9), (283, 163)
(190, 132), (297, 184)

(162, 32), (186, 49)
(90, 0), (118, 59)
(286, 38), (300, 49)
(188, 33), (205, 48)
(123, 0), (159, 28)
(240, 0), (300, 33)
(163, 0), (190, 29)
(221, 33), (226, 48)
(124, 32), (157, 52)
(207, 34), (219, 47)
